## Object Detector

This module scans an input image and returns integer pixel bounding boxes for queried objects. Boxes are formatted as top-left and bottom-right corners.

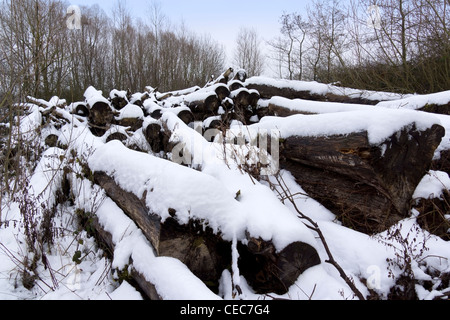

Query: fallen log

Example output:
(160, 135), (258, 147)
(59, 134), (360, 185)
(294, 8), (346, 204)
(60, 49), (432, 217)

(114, 104), (144, 132)
(213, 83), (231, 101)
(185, 92), (221, 121)
(144, 122), (163, 153)
(231, 88), (254, 124)
(233, 69), (247, 82)
(246, 107), (445, 233)
(238, 236), (320, 295)
(376, 90), (450, 116)
(280, 123), (445, 233)
(110, 90), (129, 110)
(257, 96), (370, 118)
(88, 140), (320, 295)
(73, 103), (89, 117)
(92, 170), (230, 292)
(84, 87), (114, 135)
(77, 206), (161, 300)
(92, 170), (320, 294)
(244, 77), (406, 105)
(208, 67), (234, 86)
(143, 121), (174, 154)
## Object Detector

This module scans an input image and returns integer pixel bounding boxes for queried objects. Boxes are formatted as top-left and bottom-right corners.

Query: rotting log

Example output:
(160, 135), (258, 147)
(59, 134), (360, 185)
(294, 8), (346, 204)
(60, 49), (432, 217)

(91, 171), (230, 292)
(78, 204), (161, 300)
(238, 236), (320, 295)
(186, 93), (221, 121)
(280, 124), (445, 234)
(144, 122), (174, 154)
(175, 109), (195, 125)
(245, 81), (382, 105)
(91, 170), (320, 295)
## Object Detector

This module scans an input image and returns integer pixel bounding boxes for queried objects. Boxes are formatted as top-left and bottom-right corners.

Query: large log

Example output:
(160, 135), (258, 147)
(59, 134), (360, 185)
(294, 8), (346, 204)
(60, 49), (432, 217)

(238, 236), (320, 295)
(79, 206), (161, 300)
(185, 92), (221, 121)
(84, 87), (114, 136)
(230, 88), (254, 124)
(91, 169), (319, 295)
(244, 77), (405, 105)
(280, 124), (445, 233)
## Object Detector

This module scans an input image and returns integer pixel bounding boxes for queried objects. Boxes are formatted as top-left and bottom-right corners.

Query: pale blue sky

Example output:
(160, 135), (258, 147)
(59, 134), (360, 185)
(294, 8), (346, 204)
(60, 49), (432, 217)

(70, 0), (310, 72)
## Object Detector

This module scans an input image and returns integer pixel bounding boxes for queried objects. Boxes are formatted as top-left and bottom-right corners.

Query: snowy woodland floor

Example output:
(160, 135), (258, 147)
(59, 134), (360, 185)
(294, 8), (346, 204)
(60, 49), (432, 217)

(1, 74), (450, 301)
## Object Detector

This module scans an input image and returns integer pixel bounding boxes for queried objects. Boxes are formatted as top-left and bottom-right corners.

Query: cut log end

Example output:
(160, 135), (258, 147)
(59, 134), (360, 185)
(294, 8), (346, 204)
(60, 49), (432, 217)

(238, 238), (320, 295)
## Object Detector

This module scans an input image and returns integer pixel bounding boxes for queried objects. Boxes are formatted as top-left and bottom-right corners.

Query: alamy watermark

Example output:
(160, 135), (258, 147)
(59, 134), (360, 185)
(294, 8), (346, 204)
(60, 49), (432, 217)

(171, 123), (280, 176)
(367, 5), (382, 30)
(66, 5), (82, 30)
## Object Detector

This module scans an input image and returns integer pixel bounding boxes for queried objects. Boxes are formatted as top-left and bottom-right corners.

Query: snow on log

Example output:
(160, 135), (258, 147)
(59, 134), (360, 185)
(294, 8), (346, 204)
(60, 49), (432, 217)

(244, 76), (409, 105)
(114, 103), (144, 131)
(72, 102), (89, 117)
(109, 89), (129, 110)
(87, 140), (320, 294)
(377, 90), (450, 115)
(183, 91), (221, 120)
(207, 67), (234, 86)
(70, 178), (220, 300)
(249, 108), (445, 233)
(84, 86), (114, 133)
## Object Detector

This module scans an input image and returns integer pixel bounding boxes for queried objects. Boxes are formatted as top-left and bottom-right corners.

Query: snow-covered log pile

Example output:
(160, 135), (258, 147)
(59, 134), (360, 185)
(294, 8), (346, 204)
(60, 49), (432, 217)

(1, 68), (450, 300)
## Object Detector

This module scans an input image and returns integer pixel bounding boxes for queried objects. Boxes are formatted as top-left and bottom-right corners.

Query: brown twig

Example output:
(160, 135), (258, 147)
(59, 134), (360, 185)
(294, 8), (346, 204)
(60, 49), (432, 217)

(273, 172), (366, 300)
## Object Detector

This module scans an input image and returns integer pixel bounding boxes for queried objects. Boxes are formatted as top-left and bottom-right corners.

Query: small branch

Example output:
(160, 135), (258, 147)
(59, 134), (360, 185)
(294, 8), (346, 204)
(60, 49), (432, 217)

(274, 173), (366, 300)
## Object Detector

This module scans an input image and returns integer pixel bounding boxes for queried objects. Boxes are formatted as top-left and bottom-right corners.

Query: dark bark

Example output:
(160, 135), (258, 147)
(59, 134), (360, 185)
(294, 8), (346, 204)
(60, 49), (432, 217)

(281, 124), (445, 233)
(88, 101), (114, 128)
(238, 236), (320, 295)
(214, 84), (231, 101)
(93, 172), (162, 253)
(187, 93), (221, 121)
(91, 170), (320, 295)
(176, 109), (195, 125)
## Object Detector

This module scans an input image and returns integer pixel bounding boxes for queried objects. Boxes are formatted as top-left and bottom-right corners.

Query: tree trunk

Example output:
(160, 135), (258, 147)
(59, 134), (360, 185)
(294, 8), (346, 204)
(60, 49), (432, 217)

(81, 204), (162, 300)
(91, 170), (320, 295)
(186, 93), (221, 121)
(238, 236), (320, 295)
(280, 124), (445, 233)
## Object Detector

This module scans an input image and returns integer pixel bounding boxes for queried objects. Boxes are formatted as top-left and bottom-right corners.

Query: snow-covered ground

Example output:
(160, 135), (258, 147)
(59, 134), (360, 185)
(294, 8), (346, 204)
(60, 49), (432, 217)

(0, 85), (449, 301)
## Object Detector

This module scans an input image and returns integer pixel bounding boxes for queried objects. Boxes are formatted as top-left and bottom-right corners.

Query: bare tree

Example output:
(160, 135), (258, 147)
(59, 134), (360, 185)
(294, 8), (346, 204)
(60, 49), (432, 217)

(0, 0), (68, 99)
(268, 13), (309, 80)
(233, 27), (265, 77)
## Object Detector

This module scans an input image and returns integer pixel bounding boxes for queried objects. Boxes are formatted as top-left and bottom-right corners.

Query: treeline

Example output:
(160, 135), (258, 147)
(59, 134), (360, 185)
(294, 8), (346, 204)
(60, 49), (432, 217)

(0, 0), (225, 103)
(269, 0), (450, 94)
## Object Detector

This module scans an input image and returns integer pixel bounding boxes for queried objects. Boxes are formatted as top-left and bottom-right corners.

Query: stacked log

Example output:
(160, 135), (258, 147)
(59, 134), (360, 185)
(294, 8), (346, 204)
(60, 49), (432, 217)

(22, 69), (449, 299)
(90, 154), (320, 295)
(280, 124), (445, 233)
(84, 86), (115, 136)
